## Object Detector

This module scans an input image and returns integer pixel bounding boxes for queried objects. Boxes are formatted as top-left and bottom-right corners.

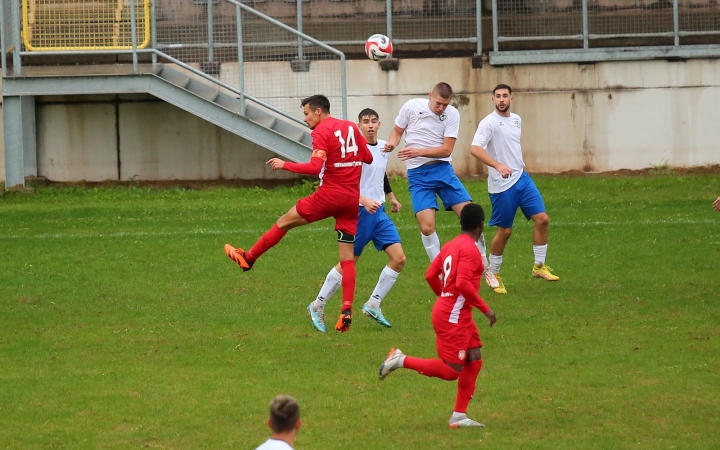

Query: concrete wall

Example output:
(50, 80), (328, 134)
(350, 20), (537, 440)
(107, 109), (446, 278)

(2, 57), (720, 183)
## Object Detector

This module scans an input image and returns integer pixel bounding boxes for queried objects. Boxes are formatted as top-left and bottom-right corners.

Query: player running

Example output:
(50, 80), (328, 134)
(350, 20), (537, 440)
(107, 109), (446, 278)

(224, 95), (373, 333)
(378, 203), (496, 428)
(383, 82), (499, 291)
(470, 84), (559, 294)
(308, 108), (406, 332)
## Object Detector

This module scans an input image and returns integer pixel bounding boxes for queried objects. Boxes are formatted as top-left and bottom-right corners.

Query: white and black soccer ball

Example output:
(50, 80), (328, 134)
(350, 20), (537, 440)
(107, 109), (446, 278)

(365, 34), (393, 61)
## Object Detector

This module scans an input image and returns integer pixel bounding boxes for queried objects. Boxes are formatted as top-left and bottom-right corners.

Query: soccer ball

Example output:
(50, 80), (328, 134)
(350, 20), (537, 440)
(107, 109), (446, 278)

(365, 34), (393, 61)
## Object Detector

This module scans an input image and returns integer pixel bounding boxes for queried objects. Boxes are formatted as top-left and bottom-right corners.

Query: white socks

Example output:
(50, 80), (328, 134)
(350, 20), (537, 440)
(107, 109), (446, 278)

(489, 254), (503, 274)
(421, 232), (441, 261)
(533, 244), (547, 266)
(313, 267), (342, 311)
(366, 266), (400, 309)
(476, 233), (490, 271)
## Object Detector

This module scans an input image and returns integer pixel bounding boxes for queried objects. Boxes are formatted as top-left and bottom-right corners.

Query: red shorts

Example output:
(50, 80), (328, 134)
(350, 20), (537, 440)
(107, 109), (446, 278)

(295, 190), (359, 235)
(432, 313), (482, 366)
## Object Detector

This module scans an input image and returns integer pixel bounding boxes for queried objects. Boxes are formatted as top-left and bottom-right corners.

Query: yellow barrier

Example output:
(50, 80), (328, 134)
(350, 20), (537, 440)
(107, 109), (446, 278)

(22, 0), (151, 51)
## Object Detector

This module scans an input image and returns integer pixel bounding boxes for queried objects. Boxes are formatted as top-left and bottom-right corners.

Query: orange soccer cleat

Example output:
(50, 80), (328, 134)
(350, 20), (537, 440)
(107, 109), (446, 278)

(224, 244), (253, 271)
(334, 310), (352, 332)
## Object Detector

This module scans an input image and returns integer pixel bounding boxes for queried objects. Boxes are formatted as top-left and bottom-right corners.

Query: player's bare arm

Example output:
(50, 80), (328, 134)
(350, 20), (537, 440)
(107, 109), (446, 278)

(360, 195), (381, 214)
(484, 309), (497, 327)
(384, 125), (405, 152)
(397, 137), (456, 161)
(470, 145), (512, 178)
(714, 196), (720, 211)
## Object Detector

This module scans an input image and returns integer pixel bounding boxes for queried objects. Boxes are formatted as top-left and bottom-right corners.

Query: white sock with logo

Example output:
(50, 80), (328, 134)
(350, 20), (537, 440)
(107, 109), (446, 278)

(533, 244), (547, 266)
(366, 266), (400, 309)
(313, 267), (342, 311)
(421, 232), (441, 261)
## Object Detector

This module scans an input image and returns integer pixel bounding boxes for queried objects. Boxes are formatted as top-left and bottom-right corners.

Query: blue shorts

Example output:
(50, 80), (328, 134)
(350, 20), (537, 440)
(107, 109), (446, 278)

(354, 204), (402, 256)
(489, 171), (545, 228)
(407, 162), (472, 215)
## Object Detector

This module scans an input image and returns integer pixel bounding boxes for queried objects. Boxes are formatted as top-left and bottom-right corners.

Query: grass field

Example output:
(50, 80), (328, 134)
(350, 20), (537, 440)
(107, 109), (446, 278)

(1, 173), (719, 449)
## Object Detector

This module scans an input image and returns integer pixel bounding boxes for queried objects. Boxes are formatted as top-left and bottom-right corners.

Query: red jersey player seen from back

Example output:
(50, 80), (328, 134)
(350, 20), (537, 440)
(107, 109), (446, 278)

(224, 95), (373, 333)
(379, 203), (497, 429)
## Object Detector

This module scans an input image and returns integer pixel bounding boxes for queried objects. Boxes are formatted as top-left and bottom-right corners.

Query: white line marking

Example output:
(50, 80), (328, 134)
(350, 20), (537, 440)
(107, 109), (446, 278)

(0, 219), (715, 240)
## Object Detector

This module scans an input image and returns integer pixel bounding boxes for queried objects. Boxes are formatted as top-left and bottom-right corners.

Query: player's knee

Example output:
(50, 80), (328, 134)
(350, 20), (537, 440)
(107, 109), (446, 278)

(392, 253), (407, 269)
(534, 213), (549, 227)
(497, 227), (513, 240)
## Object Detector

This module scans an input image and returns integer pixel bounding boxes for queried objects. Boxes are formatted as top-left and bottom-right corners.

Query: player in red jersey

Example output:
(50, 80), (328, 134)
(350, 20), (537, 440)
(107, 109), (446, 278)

(224, 95), (373, 332)
(378, 203), (497, 428)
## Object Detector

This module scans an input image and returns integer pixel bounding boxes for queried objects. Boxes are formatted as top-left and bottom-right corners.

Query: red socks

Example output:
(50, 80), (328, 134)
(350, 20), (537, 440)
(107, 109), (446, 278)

(247, 224), (287, 263)
(454, 359), (483, 413)
(340, 260), (356, 311)
(403, 357), (460, 381)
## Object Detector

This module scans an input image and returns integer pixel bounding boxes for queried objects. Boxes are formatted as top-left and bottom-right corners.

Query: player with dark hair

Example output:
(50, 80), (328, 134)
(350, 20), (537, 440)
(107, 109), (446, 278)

(255, 395), (301, 450)
(224, 94), (373, 332)
(308, 108), (406, 331)
(379, 203), (497, 428)
(470, 84), (559, 294)
(383, 82), (500, 292)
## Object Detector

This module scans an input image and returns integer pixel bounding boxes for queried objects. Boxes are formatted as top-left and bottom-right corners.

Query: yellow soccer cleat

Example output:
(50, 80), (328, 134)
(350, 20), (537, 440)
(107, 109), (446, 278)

(532, 264), (559, 281)
(492, 274), (507, 294)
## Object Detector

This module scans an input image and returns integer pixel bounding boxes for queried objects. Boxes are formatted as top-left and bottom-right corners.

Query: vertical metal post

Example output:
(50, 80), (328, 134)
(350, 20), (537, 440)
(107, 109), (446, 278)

(475, 0), (482, 54)
(11, 0), (22, 75)
(297, 0), (303, 60)
(1, 0), (6, 77)
(3, 96), (26, 189)
(582, 0), (588, 49)
(151, 0), (157, 63)
(491, 0), (498, 53)
(673, 0), (679, 47)
(340, 55), (347, 120)
(236, 5), (245, 115)
(386, 0), (392, 40)
(21, 96), (37, 178)
(208, 0), (214, 62)
(130, 0), (139, 73)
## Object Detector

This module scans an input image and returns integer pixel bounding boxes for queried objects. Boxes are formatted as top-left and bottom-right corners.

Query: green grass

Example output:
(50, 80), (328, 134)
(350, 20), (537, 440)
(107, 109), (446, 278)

(1, 173), (719, 449)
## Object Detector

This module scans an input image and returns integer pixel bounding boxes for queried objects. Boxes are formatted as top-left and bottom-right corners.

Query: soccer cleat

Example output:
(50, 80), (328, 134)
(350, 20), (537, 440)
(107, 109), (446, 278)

(378, 348), (404, 380)
(224, 244), (253, 271)
(362, 304), (392, 328)
(483, 270), (500, 289)
(492, 274), (507, 294)
(449, 417), (486, 428)
(334, 310), (352, 333)
(532, 264), (559, 281)
(307, 302), (326, 333)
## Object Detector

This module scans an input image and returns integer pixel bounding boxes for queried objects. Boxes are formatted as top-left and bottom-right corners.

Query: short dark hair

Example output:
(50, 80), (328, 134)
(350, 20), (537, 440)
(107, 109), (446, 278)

(493, 84), (512, 95)
(433, 82), (453, 99)
(268, 395), (300, 433)
(358, 108), (379, 121)
(301, 95), (331, 114)
(460, 203), (485, 232)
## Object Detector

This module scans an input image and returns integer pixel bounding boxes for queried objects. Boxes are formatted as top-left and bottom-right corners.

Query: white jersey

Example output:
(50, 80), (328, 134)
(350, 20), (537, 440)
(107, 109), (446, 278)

(394, 98), (460, 170)
(359, 139), (390, 204)
(255, 438), (293, 450)
(471, 110), (525, 194)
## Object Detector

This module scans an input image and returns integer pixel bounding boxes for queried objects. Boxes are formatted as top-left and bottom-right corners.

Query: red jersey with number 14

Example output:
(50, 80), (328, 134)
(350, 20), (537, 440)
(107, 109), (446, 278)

(311, 117), (373, 197)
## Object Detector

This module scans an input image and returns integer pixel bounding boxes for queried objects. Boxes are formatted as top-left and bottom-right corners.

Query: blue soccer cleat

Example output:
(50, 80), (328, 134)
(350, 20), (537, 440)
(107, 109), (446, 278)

(307, 302), (326, 333)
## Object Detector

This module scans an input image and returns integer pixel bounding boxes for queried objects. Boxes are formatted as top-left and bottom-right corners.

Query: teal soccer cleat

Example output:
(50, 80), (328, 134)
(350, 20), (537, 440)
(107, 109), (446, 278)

(307, 302), (326, 333)
(362, 304), (392, 328)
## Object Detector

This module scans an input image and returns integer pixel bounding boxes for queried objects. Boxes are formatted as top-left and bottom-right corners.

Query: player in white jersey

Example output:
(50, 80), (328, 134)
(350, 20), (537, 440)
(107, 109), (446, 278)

(384, 82), (499, 290)
(254, 395), (301, 450)
(307, 108), (406, 331)
(470, 84), (560, 294)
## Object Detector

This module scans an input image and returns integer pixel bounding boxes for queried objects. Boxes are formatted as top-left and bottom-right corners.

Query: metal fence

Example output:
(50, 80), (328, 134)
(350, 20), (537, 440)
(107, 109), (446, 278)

(491, 0), (720, 64)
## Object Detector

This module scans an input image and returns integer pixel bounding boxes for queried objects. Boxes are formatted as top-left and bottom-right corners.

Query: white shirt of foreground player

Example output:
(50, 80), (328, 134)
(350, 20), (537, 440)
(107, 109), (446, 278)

(472, 110), (525, 194)
(255, 438), (294, 450)
(360, 139), (391, 205)
(394, 98), (460, 171)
